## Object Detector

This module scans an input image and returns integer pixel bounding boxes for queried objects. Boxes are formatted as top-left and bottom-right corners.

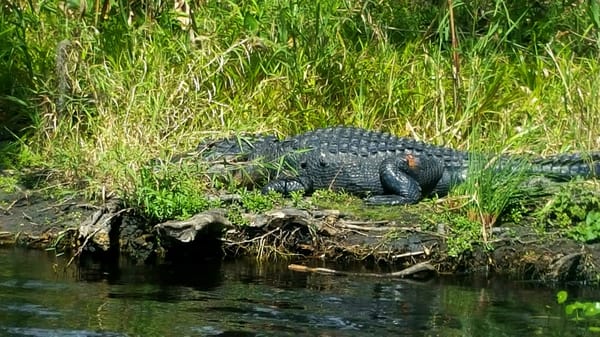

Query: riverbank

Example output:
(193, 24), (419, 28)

(2, 0), (600, 283)
(2, 169), (600, 284)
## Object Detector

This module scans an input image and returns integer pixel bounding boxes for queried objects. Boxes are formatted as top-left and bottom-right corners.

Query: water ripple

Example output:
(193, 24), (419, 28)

(1, 303), (60, 317)
(2, 327), (127, 337)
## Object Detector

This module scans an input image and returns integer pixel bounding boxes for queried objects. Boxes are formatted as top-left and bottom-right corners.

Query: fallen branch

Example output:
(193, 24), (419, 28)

(391, 250), (426, 259)
(288, 261), (437, 278)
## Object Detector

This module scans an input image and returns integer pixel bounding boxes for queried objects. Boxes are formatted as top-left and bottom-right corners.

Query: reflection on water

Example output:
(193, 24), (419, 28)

(0, 248), (596, 336)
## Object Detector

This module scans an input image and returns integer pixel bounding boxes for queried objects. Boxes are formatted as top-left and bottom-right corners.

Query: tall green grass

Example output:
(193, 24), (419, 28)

(0, 0), (599, 202)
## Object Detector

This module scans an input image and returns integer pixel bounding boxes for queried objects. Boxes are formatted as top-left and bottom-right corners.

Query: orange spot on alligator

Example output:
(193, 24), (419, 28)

(406, 153), (418, 169)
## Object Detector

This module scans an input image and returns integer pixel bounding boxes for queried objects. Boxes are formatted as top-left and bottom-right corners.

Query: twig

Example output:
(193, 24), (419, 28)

(22, 212), (33, 221)
(75, 203), (104, 210)
(391, 250), (426, 259)
(5, 198), (19, 212)
(337, 223), (396, 232)
(344, 220), (389, 225)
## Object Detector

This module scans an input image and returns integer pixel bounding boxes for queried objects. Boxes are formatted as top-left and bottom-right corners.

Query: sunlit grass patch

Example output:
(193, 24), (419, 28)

(0, 174), (19, 193)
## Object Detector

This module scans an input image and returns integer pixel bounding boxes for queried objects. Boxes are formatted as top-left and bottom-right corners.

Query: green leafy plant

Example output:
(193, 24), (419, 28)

(537, 182), (600, 242)
(226, 203), (249, 226)
(444, 214), (485, 258)
(133, 164), (218, 222)
(557, 290), (600, 333)
(311, 189), (358, 207)
(288, 190), (306, 208)
(567, 211), (600, 243)
(240, 189), (281, 213)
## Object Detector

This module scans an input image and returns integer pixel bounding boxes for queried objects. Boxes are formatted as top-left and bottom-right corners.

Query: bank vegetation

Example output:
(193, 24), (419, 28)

(1, 0), (600, 275)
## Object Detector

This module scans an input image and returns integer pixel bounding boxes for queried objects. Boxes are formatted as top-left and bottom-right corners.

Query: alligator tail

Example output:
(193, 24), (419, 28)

(530, 152), (600, 180)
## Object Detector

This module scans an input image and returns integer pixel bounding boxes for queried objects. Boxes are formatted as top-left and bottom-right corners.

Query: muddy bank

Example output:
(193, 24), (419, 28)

(0, 188), (89, 251)
(1, 184), (599, 284)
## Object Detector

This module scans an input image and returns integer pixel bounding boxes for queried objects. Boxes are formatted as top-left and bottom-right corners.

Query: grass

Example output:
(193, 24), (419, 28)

(1, 1), (600, 237)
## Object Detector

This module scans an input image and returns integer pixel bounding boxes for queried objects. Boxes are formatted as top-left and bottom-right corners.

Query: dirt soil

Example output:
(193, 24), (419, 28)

(2, 182), (600, 284)
(0, 188), (92, 251)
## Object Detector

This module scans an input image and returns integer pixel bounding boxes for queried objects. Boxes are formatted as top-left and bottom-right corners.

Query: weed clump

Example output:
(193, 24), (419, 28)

(132, 164), (220, 222)
(537, 181), (600, 243)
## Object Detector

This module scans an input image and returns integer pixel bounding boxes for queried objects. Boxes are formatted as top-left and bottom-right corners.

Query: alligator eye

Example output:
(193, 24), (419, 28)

(300, 161), (307, 169)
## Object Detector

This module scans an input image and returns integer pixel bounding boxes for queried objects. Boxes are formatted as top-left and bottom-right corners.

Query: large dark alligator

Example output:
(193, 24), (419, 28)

(197, 126), (600, 205)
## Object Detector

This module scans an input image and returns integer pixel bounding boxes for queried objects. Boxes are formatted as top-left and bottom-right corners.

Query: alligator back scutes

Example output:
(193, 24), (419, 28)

(277, 126), (462, 159)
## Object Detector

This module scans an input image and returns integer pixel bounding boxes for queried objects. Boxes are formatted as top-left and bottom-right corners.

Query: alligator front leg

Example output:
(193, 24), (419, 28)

(365, 154), (445, 205)
(261, 176), (314, 196)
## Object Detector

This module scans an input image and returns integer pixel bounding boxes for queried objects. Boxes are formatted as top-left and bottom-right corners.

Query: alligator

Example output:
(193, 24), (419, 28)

(197, 126), (600, 205)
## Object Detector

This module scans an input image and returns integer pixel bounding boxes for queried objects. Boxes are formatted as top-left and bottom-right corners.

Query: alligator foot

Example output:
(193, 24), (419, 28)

(261, 176), (314, 195)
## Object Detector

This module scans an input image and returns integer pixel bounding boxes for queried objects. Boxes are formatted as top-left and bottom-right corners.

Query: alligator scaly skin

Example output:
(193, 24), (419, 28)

(199, 126), (600, 205)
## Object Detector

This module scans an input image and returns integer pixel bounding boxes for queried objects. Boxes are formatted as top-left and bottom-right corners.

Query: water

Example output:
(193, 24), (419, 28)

(0, 248), (598, 337)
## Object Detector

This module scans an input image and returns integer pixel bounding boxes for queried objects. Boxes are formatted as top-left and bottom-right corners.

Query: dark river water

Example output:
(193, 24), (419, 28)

(0, 248), (598, 337)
